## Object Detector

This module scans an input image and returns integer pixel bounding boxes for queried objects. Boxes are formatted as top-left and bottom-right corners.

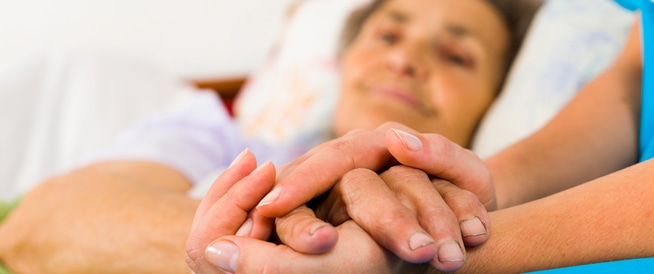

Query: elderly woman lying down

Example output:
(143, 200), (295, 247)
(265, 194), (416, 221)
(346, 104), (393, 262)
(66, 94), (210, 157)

(0, 0), (538, 273)
(190, 1), (654, 274)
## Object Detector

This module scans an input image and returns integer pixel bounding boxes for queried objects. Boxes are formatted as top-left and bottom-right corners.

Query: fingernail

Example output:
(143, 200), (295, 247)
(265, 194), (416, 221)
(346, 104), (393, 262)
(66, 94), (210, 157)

(257, 187), (282, 207)
(409, 232), (435, 250)
(438, 241), (464, 262)
(391, 129), (423, 151)
(235, 218), (253, 237)
(309, 222), (328, 236)
(206, 240), (239, 273)
(229, 148), (249, 168)
(460, 217), (487, 237)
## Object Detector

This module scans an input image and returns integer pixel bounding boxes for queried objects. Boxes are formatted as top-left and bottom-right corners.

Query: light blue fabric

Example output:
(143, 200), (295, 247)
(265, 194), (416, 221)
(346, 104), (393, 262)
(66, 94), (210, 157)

(531, 0), (654, 272)
(534, 258), (654, 273)
(637, 0), (654, 161)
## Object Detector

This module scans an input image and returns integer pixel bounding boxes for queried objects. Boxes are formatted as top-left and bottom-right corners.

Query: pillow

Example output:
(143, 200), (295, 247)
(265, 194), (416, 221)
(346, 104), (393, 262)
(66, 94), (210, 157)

(235, 0), (634, 159)
(234, 0), (371, 152)
(471, 0), (635, 158)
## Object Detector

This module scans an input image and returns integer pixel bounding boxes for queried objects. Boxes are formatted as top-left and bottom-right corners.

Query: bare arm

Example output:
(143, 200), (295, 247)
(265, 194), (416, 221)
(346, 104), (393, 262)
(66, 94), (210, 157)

(425, 18), (648, 272)
(450, 158), (654, 273)
(0, 161), (199, 273)
(490, 20), (643, 208)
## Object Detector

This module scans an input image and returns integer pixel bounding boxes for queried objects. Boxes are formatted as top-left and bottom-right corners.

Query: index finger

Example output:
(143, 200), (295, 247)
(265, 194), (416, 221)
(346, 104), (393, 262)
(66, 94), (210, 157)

(190, 148), (256, 232)
(256, 122), (407, 217)
(186, 162), (276, 274)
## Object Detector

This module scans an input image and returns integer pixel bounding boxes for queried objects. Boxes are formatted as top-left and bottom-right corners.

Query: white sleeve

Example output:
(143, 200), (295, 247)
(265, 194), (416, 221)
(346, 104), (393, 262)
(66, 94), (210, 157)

(90, 91), (247, 183)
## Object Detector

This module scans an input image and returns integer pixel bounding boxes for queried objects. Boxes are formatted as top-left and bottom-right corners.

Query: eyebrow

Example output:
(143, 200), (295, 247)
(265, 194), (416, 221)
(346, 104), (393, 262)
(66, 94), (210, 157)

(384, 9), (484, 50)
(386, 10), (475, 40)
(388, 10), (409, 23)
(445, 24), (471, 38)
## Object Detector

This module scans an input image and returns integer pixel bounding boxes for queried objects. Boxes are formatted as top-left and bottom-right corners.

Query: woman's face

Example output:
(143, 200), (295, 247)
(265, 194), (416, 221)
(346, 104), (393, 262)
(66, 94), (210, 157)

(334, 0), (509, 146)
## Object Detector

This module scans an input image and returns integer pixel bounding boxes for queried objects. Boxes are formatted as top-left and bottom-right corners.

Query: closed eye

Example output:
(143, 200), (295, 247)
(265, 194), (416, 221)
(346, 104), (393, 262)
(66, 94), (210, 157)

(445, 53), (468, 66)
(379, 31), (399, 44)
(438, 46), (472, 68)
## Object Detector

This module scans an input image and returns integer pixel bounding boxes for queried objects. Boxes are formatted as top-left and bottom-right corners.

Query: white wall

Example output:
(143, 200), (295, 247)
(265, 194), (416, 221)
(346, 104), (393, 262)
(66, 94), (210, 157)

(0, 0), (295, 79)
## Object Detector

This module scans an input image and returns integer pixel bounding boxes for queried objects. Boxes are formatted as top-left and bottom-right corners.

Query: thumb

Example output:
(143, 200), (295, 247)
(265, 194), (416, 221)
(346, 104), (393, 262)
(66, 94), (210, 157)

(385, 128), (497, 210)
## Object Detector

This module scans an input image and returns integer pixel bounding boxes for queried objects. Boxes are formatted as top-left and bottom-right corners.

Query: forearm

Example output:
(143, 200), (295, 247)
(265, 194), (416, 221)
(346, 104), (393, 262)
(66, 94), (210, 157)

(450, 159), (654, 273)
(489, 22), (643, 209)
(0, 161), (200, 273)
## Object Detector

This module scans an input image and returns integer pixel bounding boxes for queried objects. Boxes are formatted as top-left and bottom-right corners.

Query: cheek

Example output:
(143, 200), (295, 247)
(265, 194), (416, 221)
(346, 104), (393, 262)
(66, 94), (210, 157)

(427, 79), (495, 126)
(340, 47), (381, 82)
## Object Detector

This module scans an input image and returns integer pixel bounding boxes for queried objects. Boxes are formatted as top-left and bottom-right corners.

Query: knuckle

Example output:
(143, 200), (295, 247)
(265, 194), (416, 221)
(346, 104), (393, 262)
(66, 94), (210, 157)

(372, 208), (412, 232)
(382, 166), (429, 184)
(184, 253), (201, 273)
(341, 168), (378, 187)
(440, 184), (479, 206)
(323, 140), (359, 168)
(426, 134), (457, 174)
(421, 213), (460, 239)
(184, 236), (207, 272)
(185, 235), (205, 262)
(453, 188), (479, 203)
(328, 136), (357, 153)
(442, 188), (486, 217)
(385, 165), (415, 175)
(340, 168), (379, 203)
(275, 208), (307, 237)
(423, 204), (458, 224)
(274, 215), (292, 236)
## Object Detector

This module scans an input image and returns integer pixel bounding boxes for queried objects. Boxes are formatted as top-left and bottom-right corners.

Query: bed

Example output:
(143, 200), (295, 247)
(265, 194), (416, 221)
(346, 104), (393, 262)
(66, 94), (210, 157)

(0, 0), (634, 201)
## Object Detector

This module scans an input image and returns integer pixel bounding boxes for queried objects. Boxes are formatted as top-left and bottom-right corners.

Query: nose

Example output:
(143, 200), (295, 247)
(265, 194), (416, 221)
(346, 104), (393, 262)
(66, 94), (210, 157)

(386, 42), (427, 80)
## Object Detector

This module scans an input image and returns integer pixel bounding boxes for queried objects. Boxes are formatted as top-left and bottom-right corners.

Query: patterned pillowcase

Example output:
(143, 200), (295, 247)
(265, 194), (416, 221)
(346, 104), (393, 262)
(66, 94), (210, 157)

(471, 0), (634, 158)
(233, 0), (371, 152)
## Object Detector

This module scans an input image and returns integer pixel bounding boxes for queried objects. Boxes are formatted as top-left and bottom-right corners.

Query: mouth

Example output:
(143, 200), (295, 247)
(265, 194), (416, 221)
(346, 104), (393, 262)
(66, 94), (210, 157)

(369, 85), (434, 116)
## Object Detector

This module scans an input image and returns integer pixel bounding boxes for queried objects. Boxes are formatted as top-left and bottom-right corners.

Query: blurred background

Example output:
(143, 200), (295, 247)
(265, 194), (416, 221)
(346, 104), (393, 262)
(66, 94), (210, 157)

(0, 0), (635, 201)
(0, 0), (300, 199)
(0, 0), (295, 79)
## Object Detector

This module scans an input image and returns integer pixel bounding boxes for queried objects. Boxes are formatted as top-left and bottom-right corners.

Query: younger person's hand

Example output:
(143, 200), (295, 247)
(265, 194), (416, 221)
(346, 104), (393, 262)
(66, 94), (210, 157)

(185, 149), (339, 273)
(185, 149), (275, 273)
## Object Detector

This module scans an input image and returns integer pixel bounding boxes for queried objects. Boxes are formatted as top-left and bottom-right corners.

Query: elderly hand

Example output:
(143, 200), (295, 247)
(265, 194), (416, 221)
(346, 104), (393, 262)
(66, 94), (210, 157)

(185, 149), (425, 273)
(301, 165), (491, 271)
(260, 122), (495, 259)
(186, 122), (495, 273)
(257, 122), (496, 217)
(186, 153), (488, 273)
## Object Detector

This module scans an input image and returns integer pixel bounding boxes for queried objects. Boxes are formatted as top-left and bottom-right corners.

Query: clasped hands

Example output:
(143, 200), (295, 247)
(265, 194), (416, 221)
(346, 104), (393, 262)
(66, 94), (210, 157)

(186, 122), (496, 273)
